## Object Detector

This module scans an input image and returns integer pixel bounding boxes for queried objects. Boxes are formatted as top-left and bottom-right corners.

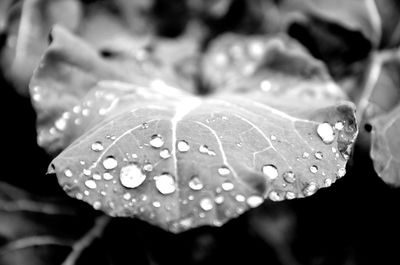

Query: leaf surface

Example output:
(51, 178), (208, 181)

(30, 27), (358, 233)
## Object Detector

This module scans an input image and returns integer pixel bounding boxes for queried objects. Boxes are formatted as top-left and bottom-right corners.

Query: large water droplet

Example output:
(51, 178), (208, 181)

(155, 173), (176, 194)
(103, 156), (118, 170)
(91, 141), (104, 152)
(262, 164), (278, 180)
(221, 181), (234, 191)
(84, 180), (97, 189)
(188, 176), (203, 191)
(177, 140), (190, 152)
(200, 198), (213, 211)
(218, 166), (230, 176)
(150, 134), (164, 148)
(283, 171), (296, 183)
(119, 164), (146, 188)
(317, 123), (335, 144)
(159, 148), (171, 159)
(64, 169), (73, 178)
(310, 165), (318, 174)
(246, 195), (263, 208)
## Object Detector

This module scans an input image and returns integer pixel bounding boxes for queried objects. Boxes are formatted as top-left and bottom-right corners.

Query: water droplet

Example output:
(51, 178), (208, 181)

(64, 169), (73, 178)
(283, 171), (296, 183)
(199, 144), (209, 154)
(82, 108), (90, 116)
(179, 218), (192, 229)
(150, 134), (164, 148)
(246, 195), (263, 208)
(93, 201), (101, 210)
(55, 118), (67, 131)
(302, 152), (310, 158)
(120, 164), (146, 188)
(285, 191), (296, 200)
(215, 195), (224, 204)
(221, 181), (234, 191)
(260, 80), (272, 92)
(200, 198), (213, 211)
(159, 148), (171, 159)
(93, 173), (101, 180)
(76, 193), (83, 200)
(103, 156), (118, 170)
(155, 173), (176, 194)
(103, 172), (113, 180)
(177, 140), (190, 152)
(123, 193), (131, 200)
(310, 165), (318, 174)
(153, 201), (161, 208)
(235, 194), (245, 202)
(218, 166), (230, 176)
(188, 176), (203, 191)
(141, 122), (149, 129)
(143, 163), (153, 172)
(269, 191), (282, 201)
(262, 164), (278, 180)
(91, 141), (104, 152)
(337, 167), (346, 178)
(84, 190), (90, 196)
(315, 151), (323, 160)
(303, 182), (318, 196)
(270, 135), (277, 141)
(324, 178), (333, 187)
(83, 168), (91, 176)
(317, 123), (335, 144)
(335, 121), (344, 130)
(84, 180), (97, 189)
(332, 147), (337, 153)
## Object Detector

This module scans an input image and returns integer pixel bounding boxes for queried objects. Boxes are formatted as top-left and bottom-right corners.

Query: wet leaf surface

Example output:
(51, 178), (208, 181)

(30, 26), (358, 233)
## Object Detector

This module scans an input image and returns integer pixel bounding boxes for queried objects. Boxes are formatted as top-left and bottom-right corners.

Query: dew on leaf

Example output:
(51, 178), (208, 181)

(64, 169), (73, 178)
(150, 134), (164, 148)
(84, 190), (90, 196)
(177, 140), (190, 152)
(285, 191), (296, 200)
(103, 172), (114, 180)
(84, 180), (97, 189)
(262, 164), (278, 180)
(153, 201), (161, 208)
(337, 167), (346, 178)
(218, 166), (230, 176)
(269, 191), (282, 201)
(283, 171), (296, 183)
(123, 193), (131, 200)
(315, 151), (323, 160)
(188, 176), (204, 191)
(235, 194), (245, 202)
(141, 122), (149, 129)
(83, 169), (91, 176)
(55, 118), (67, 131)
(246, 195), (263, 208)
(91, 141), (104, 152)
(303, 182), (318, 196)
(93, 201), (101, 210)
(221, 181), (234, 191)
(200, 198), (213, 211)
(270, 135), (277, 141)
(310, 165), (318, 174)
(103, 156), (118, 170)
(335, 121), (344, 130)
(199, 144), (209, 154)
(76, 193), (83, 200)
(302, 152), (310, 158)
(215, 195), (224, 204)
(324, 178), (333, 187)
(154, 173), (176, 194)
(119, 164), (146, 188)
(260, 80), (272, 92)
(160, 148), (171, 159)
(143, 163), (153, 172)
(93, 173), (101, 180)
(317, 123), (335, 144)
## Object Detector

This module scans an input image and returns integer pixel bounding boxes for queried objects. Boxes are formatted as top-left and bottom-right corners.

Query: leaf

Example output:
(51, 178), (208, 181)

(357, 49), (400, 186)
(375, 0), (400, 48)
(30, 26), (358, 233)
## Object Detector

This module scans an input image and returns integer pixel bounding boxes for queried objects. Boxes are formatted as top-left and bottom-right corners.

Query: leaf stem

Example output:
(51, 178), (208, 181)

(0, 236), (72, 256)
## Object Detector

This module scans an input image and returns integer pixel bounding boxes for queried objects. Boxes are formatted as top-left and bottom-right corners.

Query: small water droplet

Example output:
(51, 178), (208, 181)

(91, 141), (104, 152)
(84, 190), (90, 196)
(83, 168), (91, 176)
(337, 167), (346, 178)
(84, 180), (97, 189)
(143, 163), (153, 172)
(315, 151), (323, 160)
(155, 173), (176, 194)
(303, 182), (318, 196)
(188, 176), (203, 191)
(310, 165), (318, 174)
(235, 194), (245, 202)
(123, 193), (131, 200)
(332, 147), (337, 153)
(262, 164), (278, 180)
(159, 148), (171, 159)
(285, 191), (296, 200)
(260, 80), (272, 92)
(199, 144), (209, 154)
(103, 172), (113, 180)
(82, 108), (90, 116)
(177, 140), (190, 152)
(76, 193), (83, 200)
(153, 201), (161, 208)
(324, 178), (333, 187)
(334, 121), (344, 130)
(283, 171), (296, 183)
(93, 201), (101, 210)
(221, 181), (234, 191)
(270, 135), (277, 141)
(93, 173), (101, 180)
(215, 195), (224, 204)
(269, 191), (282, 201)
(246, 195), (263, 208)
(317, 123), (335, 144)
(302, 152), (310, 158)
(150, 134), (164, 148)
(64, 169), (73, 178)
(55, 118), (67, 131)
(120, 164), (146, 188)
(103, 156), (118, 170)
(141, 122), (149, 129)
(218, 166), (230, 176)
(200, 198), (213, 211)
